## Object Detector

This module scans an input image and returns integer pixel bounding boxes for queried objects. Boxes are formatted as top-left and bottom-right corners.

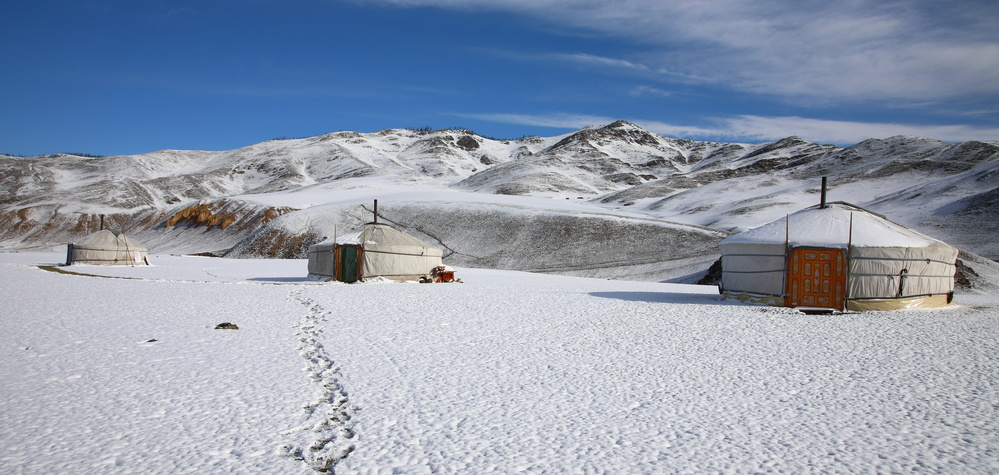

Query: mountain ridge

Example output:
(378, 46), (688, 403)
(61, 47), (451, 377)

(2, 121), (997, 281)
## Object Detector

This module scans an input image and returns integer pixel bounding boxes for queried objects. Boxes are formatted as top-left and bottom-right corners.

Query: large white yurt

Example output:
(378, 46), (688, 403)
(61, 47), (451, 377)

(66, 230), (150, 266)
(719, 202), (958, 311)
(308, 223), (443, 283)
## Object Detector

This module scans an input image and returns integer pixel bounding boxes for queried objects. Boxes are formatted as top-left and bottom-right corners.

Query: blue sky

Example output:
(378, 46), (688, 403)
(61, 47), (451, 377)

(3, 0), (998, 156)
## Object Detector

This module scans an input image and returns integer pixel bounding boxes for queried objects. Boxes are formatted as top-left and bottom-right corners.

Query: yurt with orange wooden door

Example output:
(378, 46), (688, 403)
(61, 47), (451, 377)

(718, 202), (958, 311)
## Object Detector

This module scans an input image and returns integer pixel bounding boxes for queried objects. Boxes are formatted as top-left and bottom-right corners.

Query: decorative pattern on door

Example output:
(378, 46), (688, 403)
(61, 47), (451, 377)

(787, 248), (846, 310)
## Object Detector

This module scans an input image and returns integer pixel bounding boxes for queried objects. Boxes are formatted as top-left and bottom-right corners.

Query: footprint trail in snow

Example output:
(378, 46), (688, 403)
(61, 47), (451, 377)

(279, 288), (357, 472)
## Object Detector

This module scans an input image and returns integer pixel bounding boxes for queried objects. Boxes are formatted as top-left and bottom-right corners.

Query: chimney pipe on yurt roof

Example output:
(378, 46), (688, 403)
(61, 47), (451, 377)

(373, 199), (378, 224)
(820, 176), (828, 209)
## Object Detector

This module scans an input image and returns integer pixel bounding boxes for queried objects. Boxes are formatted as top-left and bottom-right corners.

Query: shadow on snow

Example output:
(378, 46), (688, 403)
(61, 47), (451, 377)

(247, 276), (317, 283)
(589, 291), (736, 306)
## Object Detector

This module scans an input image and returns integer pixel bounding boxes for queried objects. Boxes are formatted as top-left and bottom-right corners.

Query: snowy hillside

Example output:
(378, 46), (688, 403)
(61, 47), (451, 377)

(3, 252), (998, 473)
(2, 121), (997, 279)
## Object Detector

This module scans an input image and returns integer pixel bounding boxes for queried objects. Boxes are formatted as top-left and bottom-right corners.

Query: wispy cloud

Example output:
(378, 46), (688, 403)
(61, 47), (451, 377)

(487, 50), (654, 75)
(458, 112), (729, 139)
(364, 0), (999, 105)
(717, 115), (999, 144)
(629, 85), (672, 98)
(457, 112), (614, 130)
(463, 112), (999, 144)
(552, 53), (650, 72)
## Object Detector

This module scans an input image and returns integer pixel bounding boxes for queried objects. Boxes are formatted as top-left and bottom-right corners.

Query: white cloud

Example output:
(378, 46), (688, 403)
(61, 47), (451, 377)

(457, 112), (614, 130)
(458, 112), (731, 139)
(628, 120), (729, 139)
(629, 85), (672, 98)
(553, 53), (649, 72)
(363, 0), (999, 104)
(463, 112), (999, 144)
(718, 116), (999, 144)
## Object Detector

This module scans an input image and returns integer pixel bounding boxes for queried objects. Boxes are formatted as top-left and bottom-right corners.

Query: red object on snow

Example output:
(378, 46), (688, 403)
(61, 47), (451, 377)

(431, 265), (455, 283)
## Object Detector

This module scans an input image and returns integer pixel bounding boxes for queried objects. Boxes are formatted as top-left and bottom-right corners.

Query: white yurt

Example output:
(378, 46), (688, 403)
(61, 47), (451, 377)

(719, 202), (958, 311)
(66, 230), (150, 266)
(308, 223), (443, 283)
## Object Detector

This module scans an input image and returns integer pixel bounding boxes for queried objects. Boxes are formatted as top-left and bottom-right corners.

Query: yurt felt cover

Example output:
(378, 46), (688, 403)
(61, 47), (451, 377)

(355, 224), (443, 281)
(307, 240), (337, 278)
(719, 203), (957, 307)
(308, 223), (443, 282)
(69, 230), (149, 265)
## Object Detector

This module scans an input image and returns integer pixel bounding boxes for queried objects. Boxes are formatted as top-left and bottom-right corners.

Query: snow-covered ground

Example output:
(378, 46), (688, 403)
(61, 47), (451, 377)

(2, 251), (998, 473)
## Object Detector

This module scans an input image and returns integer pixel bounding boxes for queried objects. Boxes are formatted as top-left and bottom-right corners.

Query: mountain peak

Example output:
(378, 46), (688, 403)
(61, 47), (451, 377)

(543, 120), (663, 153)
(3, 122), (997, 263)
(605, 120), (641, 130)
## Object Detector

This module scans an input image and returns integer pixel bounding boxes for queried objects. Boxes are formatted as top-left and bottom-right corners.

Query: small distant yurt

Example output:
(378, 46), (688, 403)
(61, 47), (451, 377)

(719, 202), (958, 311)
(66, 230), (150, 266)
(308, 223), (443, 283)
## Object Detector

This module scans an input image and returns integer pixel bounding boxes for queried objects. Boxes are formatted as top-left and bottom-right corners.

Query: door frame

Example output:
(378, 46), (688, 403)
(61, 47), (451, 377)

(785, 247), (847, 310)
(337, 245), (362, 283)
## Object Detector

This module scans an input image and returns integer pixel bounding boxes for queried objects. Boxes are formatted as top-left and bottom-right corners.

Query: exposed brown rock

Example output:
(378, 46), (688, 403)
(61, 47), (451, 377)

(166, 202), (238, 229)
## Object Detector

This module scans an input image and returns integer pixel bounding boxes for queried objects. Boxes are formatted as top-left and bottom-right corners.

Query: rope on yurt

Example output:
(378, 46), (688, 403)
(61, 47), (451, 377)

(781, 213), (789, 298)
(896, 269), (908, 298)
(846, 212), (854, 300)
(358, 224), (370, 282)
(333, 224), (339, 281)
(119, 230), (133, 266)
(125, 237), (134, 267)
(111, 229), (134, 267)
(112, 229), (122, 265)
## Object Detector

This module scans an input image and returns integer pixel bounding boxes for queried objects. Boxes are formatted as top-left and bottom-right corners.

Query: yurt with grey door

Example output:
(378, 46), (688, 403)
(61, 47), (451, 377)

(66, 230), (150, 266)
(718, 202), (958, 311)
(308, 223), (443, 283)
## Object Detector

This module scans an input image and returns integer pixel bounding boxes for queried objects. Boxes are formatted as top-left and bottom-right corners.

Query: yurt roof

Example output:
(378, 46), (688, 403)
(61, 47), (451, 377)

(320, 223), (437, 249)
(311, 227), (364, 247)
(77, 229), (148, 251)
(720, 202), (951, 249)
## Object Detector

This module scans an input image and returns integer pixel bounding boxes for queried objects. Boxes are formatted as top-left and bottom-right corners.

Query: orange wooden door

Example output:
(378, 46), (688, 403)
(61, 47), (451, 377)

(786, 248), (847, 310)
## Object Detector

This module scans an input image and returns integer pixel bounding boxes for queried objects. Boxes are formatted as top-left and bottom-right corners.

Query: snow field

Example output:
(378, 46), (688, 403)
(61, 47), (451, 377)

(0, 254), (312, 474)
(317, 274), (999, 473)
(1, 252), (998, 473)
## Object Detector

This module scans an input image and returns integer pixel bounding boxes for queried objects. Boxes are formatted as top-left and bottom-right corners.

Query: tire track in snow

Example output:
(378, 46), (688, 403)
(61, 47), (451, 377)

(279, 288), (357, 472)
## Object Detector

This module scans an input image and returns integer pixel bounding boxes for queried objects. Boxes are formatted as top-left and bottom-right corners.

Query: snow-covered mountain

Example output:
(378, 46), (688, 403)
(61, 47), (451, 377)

(2, 120), (997, 279)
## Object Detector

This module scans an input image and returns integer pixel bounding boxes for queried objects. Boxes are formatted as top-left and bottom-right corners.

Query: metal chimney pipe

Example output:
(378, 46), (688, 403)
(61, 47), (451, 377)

(100, 214), (105, 230)
(373, 199), (378, 224)
(820, 177), (828, 209)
